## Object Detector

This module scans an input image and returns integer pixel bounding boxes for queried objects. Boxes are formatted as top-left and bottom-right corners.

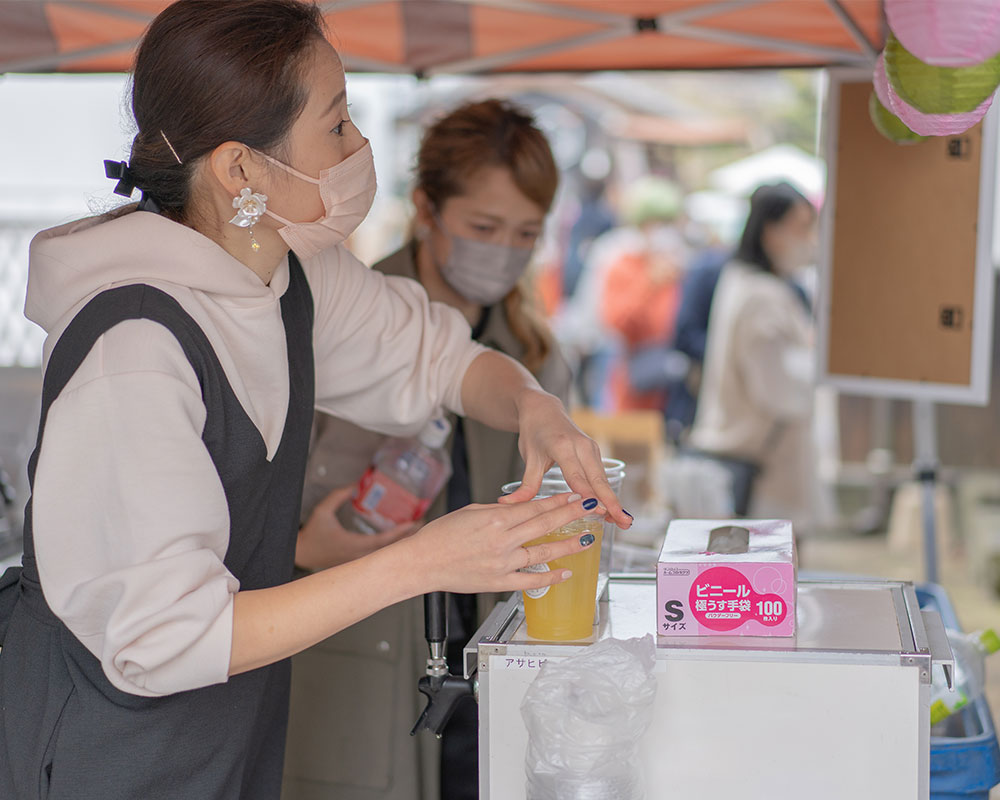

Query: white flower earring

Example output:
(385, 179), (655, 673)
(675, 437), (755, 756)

(230, 187), (268, 252)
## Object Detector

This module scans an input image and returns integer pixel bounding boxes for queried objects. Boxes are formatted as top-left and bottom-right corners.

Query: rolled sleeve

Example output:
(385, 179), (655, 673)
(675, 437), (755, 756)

(33, 323), (239, 697)
(306, 246), (488, 435)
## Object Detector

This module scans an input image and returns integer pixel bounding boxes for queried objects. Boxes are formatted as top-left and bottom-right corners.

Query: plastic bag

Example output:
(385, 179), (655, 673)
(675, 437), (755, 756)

(521, 635), (657, 800)
(659, 453), (735, 518)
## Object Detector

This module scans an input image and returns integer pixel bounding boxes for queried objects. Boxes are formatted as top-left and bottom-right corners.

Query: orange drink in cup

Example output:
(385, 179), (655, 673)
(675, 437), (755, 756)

(502, 459), (624, 641)
(520, 516), (605, 640)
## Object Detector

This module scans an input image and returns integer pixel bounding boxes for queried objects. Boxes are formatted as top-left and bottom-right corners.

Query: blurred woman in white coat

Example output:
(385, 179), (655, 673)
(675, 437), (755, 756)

(688, 182), (818, 529)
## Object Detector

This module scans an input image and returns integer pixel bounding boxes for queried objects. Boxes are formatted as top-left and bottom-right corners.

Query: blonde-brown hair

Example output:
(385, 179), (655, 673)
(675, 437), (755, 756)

(416, 99), (558, 374)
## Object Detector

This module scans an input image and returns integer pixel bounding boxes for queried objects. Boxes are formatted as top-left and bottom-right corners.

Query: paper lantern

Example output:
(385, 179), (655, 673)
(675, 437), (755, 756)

(884, 32), (1000, 114)
(874, 52), (992, 137)
(886, 0), (1000, 67)
(868, 92), (928, 144)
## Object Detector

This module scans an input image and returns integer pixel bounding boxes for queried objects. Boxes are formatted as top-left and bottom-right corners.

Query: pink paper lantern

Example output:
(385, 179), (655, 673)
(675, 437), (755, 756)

(886, 0), (1000, 67)
(873, 52), (992, 136)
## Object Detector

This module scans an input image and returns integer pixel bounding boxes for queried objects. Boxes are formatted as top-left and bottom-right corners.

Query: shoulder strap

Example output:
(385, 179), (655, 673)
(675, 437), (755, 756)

(33, 285), (222, 448)
(25, 283), (232, 518)
(11, 283), (229, 632)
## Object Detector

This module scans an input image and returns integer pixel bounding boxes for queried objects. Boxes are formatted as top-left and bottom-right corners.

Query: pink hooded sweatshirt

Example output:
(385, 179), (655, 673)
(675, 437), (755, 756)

(24, 209), (485, 698)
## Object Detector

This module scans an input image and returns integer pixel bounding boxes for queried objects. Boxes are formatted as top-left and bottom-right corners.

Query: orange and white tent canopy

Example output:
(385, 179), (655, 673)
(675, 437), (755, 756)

(1, 0), (884, 76)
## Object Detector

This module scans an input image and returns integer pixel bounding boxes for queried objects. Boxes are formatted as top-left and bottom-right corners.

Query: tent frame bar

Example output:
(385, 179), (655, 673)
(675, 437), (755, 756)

(825, 0), (879, 59)
(53, 0), (155, 25)
(428, 0), (875, 74)
(0, 39), (139, 74)
(320, 0), (389, 14)
(446, 0), (626, 26)
(427, 24), (631, 75)
(1, 0), (881, 76)
(654, 0), (769, 27)
(664, 22), (872, 65)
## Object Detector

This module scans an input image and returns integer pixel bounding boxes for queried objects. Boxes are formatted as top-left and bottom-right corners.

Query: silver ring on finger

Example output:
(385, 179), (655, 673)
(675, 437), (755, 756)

(520, 546), (533, 570)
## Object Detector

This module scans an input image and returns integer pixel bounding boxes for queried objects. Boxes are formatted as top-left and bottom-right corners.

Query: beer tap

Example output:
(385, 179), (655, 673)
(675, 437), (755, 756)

(411, 591), (475, 737)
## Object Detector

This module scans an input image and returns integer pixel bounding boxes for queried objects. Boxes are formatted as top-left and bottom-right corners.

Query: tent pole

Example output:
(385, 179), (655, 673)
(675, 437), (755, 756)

(824, 0), (879, 59)
(340, 55), (413, 73)
(318, 0), (391, 13)
(54, 0), (154, 24)
(663, 23), (871, 65)
(0, 39), (138, 74)
(655, 0), (769, 28)
(913, 399), (940, 585)
(427, 25), (628, 75)
(446, 0), (624, 27)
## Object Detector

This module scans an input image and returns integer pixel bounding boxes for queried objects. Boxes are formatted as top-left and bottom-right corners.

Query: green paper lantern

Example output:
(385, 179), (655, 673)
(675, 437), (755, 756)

(885, 32), (1000, 114)
(868, 92), (928, 144)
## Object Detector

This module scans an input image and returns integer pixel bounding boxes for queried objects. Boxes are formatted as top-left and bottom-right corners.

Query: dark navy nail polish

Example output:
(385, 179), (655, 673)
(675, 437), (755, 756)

(582, 498), (598, 510)
(623, 509), (634, 519)
(579, 533), (596, 547)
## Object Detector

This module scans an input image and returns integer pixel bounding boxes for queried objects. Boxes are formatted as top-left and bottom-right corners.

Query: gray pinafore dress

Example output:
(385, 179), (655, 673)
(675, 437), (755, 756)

(0, 251), (314, 799)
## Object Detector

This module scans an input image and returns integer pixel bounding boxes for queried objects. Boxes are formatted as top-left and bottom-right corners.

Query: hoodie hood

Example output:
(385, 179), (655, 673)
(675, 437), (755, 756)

(26, 209), (289, 334)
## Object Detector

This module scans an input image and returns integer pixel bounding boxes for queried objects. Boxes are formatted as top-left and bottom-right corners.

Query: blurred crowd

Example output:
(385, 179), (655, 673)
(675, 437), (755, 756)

(538, 171), (822, 529)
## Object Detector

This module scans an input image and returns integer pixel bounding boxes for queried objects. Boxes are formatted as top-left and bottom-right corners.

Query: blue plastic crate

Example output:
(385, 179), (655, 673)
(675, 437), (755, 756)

(917, 583), (1000, 799)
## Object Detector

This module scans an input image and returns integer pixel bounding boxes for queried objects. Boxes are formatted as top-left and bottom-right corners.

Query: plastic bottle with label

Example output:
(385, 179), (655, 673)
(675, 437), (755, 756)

(930, 627), (1000, 725)
(342, 417), (453, 535)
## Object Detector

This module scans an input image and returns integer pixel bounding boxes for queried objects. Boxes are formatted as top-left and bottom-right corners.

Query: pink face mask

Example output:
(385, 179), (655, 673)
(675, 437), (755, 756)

(260, 141), (377, 260)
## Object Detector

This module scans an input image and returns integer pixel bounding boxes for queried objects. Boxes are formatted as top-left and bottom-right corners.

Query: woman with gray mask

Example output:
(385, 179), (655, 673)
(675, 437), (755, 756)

(687, 181), (819, 529)
(284, 99), (572, 800)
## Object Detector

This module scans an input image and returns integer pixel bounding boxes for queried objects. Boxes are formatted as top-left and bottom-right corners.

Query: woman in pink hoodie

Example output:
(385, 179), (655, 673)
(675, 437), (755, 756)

(0, 2), (629, 798)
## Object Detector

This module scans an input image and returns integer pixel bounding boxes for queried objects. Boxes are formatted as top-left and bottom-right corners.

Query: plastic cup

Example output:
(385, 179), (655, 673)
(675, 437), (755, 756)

(502, 459), (626, 641)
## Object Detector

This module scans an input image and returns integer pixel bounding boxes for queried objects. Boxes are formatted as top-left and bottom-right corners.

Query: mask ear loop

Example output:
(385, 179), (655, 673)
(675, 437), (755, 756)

(254, 151), (321, 228)
(426, 209), (456, 273)
(256, 151), (321, 185)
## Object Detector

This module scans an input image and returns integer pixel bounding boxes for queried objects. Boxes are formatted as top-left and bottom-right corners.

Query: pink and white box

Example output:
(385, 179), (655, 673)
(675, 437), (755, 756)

(656, 519), (796, 637)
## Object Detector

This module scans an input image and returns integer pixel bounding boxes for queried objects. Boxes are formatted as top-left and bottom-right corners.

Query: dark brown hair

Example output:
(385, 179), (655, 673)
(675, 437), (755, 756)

(417, 99), (559, 374)
(126, 0), (326, 222)
(736, 181), (813, 274)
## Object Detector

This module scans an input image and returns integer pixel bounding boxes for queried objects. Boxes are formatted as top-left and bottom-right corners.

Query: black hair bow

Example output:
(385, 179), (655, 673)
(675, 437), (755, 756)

(104, 160), (137, 198)
(104, 159), (163, 214)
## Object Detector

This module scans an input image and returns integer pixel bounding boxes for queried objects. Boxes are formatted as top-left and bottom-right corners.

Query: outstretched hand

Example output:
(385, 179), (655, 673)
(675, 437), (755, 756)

(498, 392), (631, 529)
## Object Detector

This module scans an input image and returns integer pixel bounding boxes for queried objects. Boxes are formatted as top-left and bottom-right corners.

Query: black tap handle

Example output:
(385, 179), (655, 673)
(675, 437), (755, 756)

(424, 591), (448, 646)
(411, 674), (474, 736)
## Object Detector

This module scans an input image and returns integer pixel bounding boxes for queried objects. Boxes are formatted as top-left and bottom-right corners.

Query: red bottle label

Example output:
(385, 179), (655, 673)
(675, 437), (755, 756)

(352, 466), (432, 528)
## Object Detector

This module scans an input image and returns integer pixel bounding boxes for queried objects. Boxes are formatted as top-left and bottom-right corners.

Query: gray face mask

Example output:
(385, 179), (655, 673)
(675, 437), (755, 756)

(433, 217), (534, 306)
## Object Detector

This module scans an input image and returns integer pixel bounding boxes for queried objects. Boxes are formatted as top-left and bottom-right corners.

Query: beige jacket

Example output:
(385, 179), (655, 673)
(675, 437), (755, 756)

(688, 261), (816, 530)
(282, 243), (571, 800)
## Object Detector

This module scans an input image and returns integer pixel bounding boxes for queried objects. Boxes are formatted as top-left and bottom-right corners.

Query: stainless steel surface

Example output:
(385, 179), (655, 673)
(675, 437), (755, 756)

(464, 593), (520, 679)
(900, 582), (934, 682)
(426, 642), (448, 677)
(921, 609), (955, 689)
(493, 577), (916, 657)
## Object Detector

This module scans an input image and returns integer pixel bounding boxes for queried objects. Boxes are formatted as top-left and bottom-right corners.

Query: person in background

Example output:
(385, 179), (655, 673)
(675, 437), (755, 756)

(688, 182), (818, 526)
(562, 175), (616, 300)
(600, 176), (688, 412)
(284, 99), (572, 800)
(662, 245), (731, 440)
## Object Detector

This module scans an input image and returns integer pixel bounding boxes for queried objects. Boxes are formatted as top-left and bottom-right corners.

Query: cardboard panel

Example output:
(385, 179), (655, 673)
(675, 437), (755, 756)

(827, 81), (981, 386)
